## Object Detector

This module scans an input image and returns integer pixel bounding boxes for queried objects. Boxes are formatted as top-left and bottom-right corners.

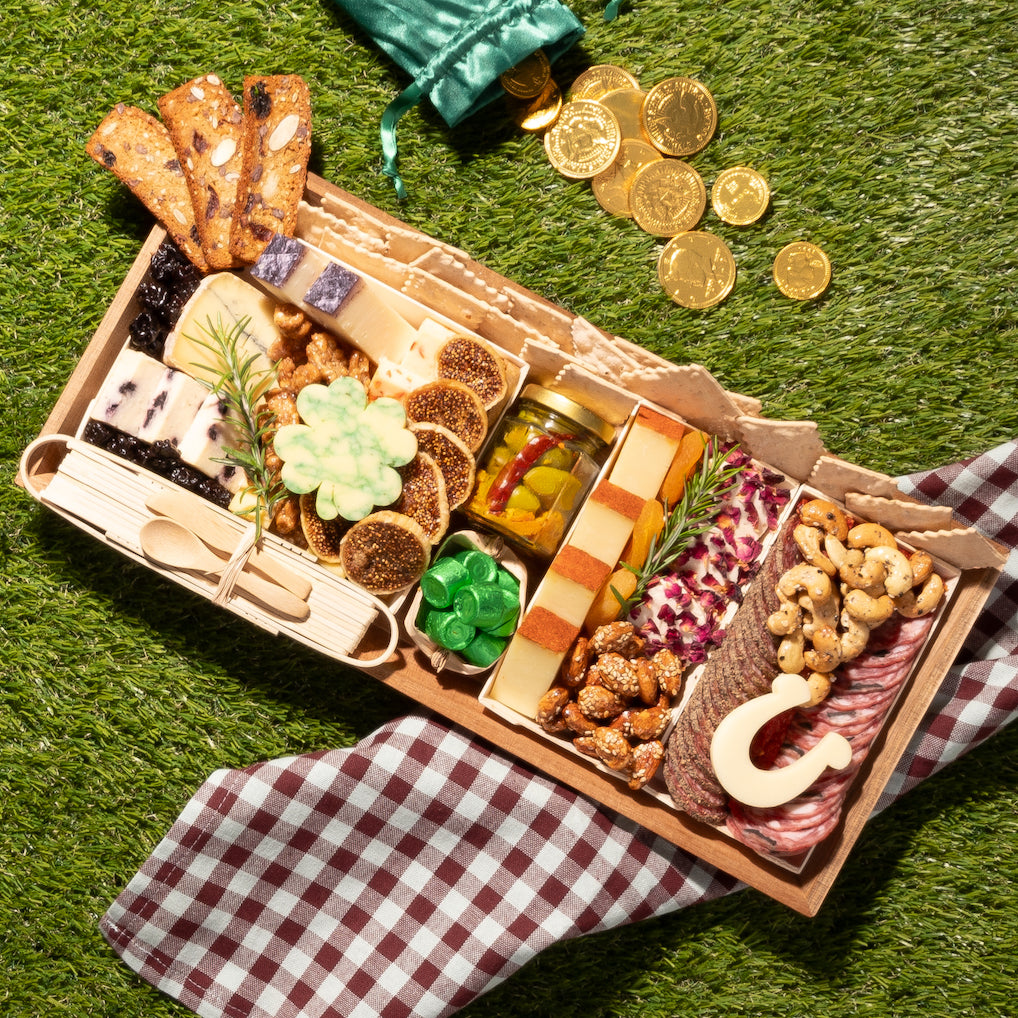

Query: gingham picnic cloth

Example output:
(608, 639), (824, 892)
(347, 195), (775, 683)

(99, 440), (1018, 1018)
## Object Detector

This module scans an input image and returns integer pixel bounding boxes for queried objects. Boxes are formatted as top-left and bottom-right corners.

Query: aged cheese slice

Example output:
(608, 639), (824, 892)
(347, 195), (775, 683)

(177, 392), (249, 493)
(248, 232), (418, 364)
(488, 635), (572, 718)
(138, 367), (209, 445)
(607, 406), (686, 499)
(163, 271), (279, 390)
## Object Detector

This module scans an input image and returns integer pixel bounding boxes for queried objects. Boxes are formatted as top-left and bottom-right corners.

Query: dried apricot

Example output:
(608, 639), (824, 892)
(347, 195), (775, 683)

(658, 428), (708, 506)
(583, 567), (638, 634)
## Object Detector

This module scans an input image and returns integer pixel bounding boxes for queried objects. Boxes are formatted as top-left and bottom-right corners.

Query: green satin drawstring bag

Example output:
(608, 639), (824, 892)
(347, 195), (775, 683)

(332, 0), (586, 197)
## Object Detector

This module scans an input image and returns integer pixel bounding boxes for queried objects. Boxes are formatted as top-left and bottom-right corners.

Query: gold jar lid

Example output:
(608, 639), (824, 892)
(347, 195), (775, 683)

(519, 384), (615, 446)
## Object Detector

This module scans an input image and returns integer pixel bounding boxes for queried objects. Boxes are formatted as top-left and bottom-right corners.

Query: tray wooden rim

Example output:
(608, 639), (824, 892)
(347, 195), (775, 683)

(16, 173), (1001, 916)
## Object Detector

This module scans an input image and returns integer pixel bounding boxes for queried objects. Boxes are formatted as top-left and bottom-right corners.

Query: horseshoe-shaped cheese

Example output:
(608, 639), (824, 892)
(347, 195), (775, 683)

(710, 673), (852, 810)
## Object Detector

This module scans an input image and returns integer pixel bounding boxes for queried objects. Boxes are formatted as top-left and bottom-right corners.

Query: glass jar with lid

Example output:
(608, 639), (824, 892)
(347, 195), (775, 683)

(463, 384), (614, 559)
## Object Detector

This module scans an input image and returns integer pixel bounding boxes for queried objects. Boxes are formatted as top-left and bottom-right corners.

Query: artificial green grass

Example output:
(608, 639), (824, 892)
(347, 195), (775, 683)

(2, 1), (1016, 1016)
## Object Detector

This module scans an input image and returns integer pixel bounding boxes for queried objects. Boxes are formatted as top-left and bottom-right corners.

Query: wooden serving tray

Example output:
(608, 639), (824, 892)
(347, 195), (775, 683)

(18, 173), (1005, 916)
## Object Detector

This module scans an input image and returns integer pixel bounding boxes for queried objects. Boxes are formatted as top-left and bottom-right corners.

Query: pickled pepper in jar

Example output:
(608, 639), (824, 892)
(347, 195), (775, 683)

(465, 385), (614, 558)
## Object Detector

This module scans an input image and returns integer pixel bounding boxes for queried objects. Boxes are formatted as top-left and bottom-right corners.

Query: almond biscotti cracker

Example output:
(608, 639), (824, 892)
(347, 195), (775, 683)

(86, 103), (208, 272)
(157, 74), (244, 270)
(230, 74), (312, 264)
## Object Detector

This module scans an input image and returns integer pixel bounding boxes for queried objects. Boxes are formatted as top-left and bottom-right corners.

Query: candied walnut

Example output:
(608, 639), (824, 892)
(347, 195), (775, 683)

(273, 302), (313, 341)
(577, 684), (625, 720)
(628, 740), (664, 790)
(348, 351), (373, 389)
(536, 686), (571, 731)
(591, 727), (633, 771)
(306, 329), (352, 383)
(590, 620), (644, 657)
(651, 647), (684, 699)
(597, 652), (640, 699)
(272, 493), (301, 535)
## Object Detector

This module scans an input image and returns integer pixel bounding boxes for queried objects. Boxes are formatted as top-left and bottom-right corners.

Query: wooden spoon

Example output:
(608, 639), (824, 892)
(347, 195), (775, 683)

(139, 517), (310, 622)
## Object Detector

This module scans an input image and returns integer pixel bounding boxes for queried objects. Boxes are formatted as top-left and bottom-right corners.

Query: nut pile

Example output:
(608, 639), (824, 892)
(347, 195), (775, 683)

(535, 621), (685, 790)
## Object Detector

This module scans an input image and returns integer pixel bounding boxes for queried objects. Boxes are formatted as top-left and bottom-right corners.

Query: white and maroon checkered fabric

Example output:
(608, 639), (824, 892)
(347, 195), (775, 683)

(100, 440), (1018, 1018)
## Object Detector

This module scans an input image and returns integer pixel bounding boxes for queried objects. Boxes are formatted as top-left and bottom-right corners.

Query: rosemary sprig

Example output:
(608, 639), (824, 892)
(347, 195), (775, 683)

(188, 313), (283, 539)
(613, 437), (745, 616)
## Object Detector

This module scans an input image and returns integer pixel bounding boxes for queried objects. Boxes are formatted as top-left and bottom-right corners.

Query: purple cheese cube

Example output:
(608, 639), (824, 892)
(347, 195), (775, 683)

(304, 262), (361, 315)
(249, 233), (307, 287)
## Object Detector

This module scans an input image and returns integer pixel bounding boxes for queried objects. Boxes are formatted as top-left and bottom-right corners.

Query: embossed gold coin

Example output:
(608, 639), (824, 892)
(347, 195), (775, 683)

(642, 76), (718, 157)
(592, 139), (663, 217)
(500, 49), (551, 99)
(772, 241), (832, 299)
(570, 64), (641, 102)
(598, 88), (651, 143)
(711, 165), (771, 226)
(543, 100), (622, 180)
(658, 231), (737, 309)
(508, 79), (563, 133)
(629, 158), (707, 236)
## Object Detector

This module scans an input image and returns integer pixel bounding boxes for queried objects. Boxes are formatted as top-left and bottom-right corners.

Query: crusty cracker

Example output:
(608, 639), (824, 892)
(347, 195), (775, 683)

(86, 103), (208, 272)
(844, 492), (956, 534)
(735, 415), (827, 481)
(230, 74), (312, 263)
(157, 74), (244, 269)
(807, 454), (904, 503)
(895, 528), (1009, 571)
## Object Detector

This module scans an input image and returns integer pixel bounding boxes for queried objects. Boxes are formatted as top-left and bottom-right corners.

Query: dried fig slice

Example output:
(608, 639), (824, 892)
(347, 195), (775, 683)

(403, 379), (487, 452)
(409, 423), (476, 510)
(392, 452), (450, 545)
(299, 492), (351, 562)
(339, 510), (431, 595)
(436, 335), (507, 411)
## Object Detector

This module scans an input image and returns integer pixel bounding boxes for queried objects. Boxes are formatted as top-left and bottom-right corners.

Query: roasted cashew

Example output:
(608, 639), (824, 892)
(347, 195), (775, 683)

(893, 573), (946, 618)
(839, 548), (887, 592)
(777, 629), (806, 674)
(863, 546), (914, 597)
(824, 535), (849, 571)
(839, 609), (871, 662)
(799, 593), (840, 638)
(806, 671), (833, 705)
(843, 588), (895, 626)
(847, 522), (896, 549)
(778, 564), (834, 605)
(767, 600), (803, 636)
(799, 498), (850, 542)
(909, 550), (934, 586)
(794, 524), (837, 576)
(804, 625), (841, 673)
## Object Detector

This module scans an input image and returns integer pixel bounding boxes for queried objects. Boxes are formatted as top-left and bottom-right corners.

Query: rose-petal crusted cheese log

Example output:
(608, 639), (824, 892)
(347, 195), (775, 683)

(230, 74), (312, 264)
(157, 74), (245, 270)
(86, 103), (208, 272)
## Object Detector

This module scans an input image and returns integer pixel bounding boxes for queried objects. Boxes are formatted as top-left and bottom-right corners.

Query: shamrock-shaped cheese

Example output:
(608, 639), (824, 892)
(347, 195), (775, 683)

(274, 376), (417, 521)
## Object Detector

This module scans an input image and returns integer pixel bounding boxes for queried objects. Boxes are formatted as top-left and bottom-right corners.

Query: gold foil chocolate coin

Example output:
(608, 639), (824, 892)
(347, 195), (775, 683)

(658, 231), (737, 309)
(598, 88), (651, 143)
(773, 241), (832, 299)
(544, 100), (622, 180)
(592, 139), (663, 217)
(629, 158), (707, 236)
(500, 49), (551, 99)
(570, 64), (641, 102)
(509, 79), (563, 133)
(711, 165), (771, 226)
(642, 76), (718, 157)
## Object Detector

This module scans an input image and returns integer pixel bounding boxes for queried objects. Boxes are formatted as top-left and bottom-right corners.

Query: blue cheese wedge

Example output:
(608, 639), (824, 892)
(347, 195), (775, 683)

(137, 366), (209, 445)
(248, 232), (417, 364)
(163, 271), (279, 392)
